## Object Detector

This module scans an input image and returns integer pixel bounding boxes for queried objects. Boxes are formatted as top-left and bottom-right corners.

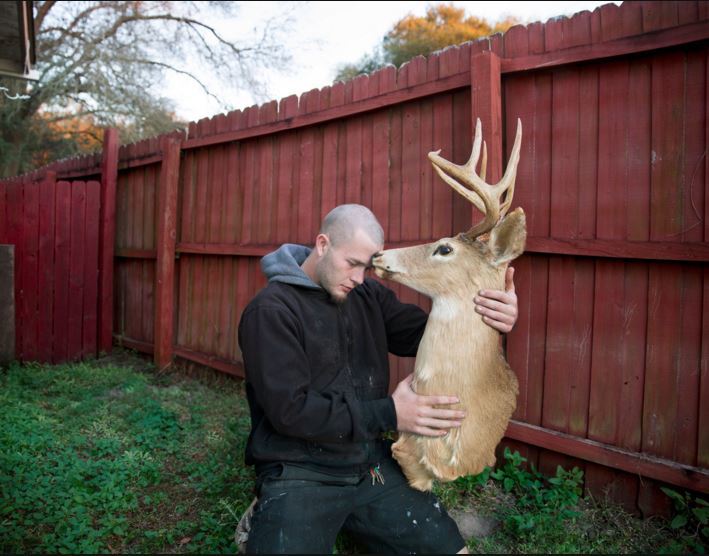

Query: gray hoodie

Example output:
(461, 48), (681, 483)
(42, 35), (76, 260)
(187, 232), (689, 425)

(260, 243), (320, 289)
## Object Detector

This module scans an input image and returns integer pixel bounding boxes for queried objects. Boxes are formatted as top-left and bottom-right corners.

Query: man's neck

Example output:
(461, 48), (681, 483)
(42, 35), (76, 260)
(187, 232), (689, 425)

(300, 249), (318, 283)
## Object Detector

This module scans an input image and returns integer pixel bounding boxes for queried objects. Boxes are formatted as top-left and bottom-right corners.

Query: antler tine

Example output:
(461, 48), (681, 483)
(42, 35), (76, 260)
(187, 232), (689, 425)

(498, 118), (523, 218)
(429, 156), (487, 213)
(461, 119), (489, 184)
(428, 117), (488, 213)
(427, 118), (523, 239)
(463, 118), (484, 177)
(465, 118), (522, 237)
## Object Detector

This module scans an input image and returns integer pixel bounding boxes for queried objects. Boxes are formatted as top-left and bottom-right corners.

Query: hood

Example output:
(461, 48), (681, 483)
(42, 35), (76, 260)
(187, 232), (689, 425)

(261, 244), (321, 290)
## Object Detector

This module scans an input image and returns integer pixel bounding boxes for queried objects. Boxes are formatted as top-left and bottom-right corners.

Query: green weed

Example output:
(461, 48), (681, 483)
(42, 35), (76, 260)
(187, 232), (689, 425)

(435, 447), (697, 554)
(659, 487), (709, 554)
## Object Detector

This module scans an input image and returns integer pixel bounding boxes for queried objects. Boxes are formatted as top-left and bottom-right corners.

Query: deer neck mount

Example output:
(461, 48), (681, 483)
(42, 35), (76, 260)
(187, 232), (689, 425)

(372, 118), (526, 491)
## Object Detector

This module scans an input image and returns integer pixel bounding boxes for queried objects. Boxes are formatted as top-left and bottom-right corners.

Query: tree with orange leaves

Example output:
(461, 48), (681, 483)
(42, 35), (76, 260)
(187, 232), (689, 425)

(335, 4), (518, 82)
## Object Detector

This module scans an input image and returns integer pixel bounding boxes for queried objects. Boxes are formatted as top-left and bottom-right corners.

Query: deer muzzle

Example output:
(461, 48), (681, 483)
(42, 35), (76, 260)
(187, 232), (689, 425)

(371, 252), (401, 279)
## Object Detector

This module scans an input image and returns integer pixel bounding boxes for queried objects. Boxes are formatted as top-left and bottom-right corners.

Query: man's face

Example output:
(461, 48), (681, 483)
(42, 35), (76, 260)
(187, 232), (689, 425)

(315, 228), (382, 303)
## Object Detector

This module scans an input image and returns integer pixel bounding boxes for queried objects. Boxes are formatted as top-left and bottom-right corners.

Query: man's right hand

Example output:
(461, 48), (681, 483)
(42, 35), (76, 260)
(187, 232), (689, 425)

(391, 374), (466, 436)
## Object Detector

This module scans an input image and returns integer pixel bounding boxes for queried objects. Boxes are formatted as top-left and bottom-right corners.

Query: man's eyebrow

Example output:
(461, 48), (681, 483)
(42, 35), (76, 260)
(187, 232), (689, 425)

(348, 257), (371, 267)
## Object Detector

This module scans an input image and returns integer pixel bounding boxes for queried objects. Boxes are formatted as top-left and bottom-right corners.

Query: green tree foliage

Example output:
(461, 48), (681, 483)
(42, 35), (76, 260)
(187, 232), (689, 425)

(0, 1), (294, 177)
(335, 3), (518, 82)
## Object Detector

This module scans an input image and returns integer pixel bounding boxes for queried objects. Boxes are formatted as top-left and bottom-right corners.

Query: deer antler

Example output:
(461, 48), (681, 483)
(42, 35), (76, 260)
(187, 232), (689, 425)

(428, 118), (522, 238)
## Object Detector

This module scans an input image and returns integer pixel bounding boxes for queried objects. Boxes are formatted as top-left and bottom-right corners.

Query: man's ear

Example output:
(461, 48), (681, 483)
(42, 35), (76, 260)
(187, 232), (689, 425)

(314, 233), (330, 257)
(488, 208), (526, 266)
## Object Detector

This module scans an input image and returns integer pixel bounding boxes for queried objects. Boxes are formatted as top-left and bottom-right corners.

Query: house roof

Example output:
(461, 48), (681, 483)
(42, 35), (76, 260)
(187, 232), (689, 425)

(0, 0), (36, 80)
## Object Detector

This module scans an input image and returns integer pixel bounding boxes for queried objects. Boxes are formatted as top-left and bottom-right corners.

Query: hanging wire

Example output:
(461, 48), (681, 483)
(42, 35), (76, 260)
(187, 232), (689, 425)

(0, 86), (30, 100)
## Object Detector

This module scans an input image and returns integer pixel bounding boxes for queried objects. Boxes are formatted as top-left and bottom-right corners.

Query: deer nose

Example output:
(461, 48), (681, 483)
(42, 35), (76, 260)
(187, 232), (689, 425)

(372, 256), (389, 269)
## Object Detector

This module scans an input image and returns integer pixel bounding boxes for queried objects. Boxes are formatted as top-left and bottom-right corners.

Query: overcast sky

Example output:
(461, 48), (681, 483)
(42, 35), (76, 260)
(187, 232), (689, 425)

(165, 1), (620, 122)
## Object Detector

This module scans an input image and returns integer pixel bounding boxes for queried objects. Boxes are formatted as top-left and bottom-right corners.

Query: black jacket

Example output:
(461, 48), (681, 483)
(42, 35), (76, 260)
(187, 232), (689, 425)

(238, 245), (427, 472)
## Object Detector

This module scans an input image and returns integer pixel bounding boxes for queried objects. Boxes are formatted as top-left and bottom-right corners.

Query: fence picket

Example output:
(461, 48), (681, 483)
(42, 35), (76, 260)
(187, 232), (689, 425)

(0, 179), (6, 243)
(20, 179), (39, 361)
(67, 181), (86, 361)
(297, 90), (317, 242)
(52, 181), (71, 362)
(37, 173), (56, 362)
(82, 181), (100, 359)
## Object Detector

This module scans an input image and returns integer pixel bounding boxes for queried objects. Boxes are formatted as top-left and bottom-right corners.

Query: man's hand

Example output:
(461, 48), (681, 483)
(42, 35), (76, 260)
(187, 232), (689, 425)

(474, 266), (518, 333)
(392, 374), (466, 436)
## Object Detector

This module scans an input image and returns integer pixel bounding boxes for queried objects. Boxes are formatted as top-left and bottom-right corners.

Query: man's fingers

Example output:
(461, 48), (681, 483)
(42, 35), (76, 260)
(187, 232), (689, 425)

(415, 406), (465, 429)
(413, 419), (462, 436)
(475, 300), (517, 328)
(419, 407), (466, 420)
(393, 380), (469, 435)
(415, 427), (450, 437)
(475, 268), (519, 334)
(418, 416), (462, 428)
(476, 289), (515, 303)
(505, 266), (516, 293)
(475, 296), (515, 314)
(419, 394), (460, 406)
(478, 307), (516, 324)
(417, 428), (454, 437)
(482, 316), (515, 331)
(414, 400), (466, 433)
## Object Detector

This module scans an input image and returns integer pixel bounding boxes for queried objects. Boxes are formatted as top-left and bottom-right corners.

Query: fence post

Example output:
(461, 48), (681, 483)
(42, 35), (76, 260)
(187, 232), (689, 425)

(0, 245), (14, 365)
(470, 51), (503, 185)
(470, 51), (507, 358)
(37, 170), (57, 363)
(98, 128), (119, 354)
(154, 135), (182, 370)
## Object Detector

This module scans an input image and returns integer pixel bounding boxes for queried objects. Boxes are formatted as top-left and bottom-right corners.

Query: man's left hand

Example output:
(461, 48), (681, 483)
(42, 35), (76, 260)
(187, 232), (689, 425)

(474, 266), (518, 333)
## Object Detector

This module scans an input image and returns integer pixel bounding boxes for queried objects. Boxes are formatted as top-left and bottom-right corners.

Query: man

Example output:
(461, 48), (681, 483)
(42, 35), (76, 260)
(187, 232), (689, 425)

(238, 204), (518, 554)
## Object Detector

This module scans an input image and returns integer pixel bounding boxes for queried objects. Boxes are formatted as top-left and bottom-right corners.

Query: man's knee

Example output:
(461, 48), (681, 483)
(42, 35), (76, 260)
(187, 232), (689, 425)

(235, 498), (257, 554)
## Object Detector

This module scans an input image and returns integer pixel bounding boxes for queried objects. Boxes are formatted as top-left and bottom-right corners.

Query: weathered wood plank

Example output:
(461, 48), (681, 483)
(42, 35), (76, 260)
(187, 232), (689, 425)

(20, 179), (39, 361)
(37, 173), (56, 363)
(154, 137), (181, 369)
(99, 128), (119, 353)
(81, 181), (100, 359)
(52, 181), (72, 362)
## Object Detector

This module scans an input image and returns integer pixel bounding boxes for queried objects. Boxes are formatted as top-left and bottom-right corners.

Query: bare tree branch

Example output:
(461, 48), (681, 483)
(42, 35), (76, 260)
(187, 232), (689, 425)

(33, 1), (57, 35)
(112, 57), (223, 104)
(2, 1), (296, 176)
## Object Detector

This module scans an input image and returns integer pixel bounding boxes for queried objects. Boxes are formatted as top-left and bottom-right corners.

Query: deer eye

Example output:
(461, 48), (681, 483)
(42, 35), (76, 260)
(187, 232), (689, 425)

(433, 244), (453, 256)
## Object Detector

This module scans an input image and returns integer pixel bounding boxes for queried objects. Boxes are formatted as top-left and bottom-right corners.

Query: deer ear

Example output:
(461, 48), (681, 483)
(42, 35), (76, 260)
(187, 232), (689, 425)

(488, 208), (526, 265)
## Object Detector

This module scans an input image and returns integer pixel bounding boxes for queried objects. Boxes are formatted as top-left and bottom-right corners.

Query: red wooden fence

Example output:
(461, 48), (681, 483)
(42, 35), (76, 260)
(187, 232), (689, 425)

(1, 1), (707, 515)
(0, 173), (101, 362)
(0, 130), (119, 363)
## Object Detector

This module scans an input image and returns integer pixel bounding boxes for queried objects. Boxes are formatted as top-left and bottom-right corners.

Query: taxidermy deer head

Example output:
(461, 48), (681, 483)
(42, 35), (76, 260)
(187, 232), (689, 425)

(372, 118), (525, 491)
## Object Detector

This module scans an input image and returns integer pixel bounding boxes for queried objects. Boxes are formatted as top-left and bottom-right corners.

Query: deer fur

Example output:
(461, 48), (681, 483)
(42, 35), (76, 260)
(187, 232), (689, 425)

(372, 118), (526, 491)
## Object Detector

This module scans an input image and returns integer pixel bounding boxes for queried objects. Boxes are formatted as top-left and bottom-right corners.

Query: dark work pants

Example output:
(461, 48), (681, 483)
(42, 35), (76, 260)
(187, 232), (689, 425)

(246, 456), (465, 554)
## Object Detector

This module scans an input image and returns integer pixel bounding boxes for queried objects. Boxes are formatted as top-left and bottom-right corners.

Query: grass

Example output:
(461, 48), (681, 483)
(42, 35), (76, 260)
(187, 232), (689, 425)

(0, 350), (253, 553)
(0, 349), (705, 554)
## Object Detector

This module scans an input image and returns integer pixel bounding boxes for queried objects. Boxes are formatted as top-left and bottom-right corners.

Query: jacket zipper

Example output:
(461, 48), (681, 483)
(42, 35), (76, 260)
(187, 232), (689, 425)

(340, 303), (372, 465)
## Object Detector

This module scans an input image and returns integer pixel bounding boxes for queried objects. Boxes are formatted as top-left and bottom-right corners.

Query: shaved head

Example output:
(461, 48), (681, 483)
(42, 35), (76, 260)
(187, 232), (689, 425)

(320, 204), (384, 247)
(300, 204), (384, 302)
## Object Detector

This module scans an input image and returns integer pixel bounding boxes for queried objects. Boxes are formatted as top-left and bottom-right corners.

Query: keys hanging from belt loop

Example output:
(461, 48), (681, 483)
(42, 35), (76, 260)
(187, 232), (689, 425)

(370, 463), (385, 486)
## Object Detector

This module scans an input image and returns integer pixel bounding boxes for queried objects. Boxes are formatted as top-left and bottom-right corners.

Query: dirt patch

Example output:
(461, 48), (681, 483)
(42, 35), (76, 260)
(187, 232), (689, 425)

(449, 508), (500, 539)
(92, 348), (155, 373)
(92, 347), (246, 394)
